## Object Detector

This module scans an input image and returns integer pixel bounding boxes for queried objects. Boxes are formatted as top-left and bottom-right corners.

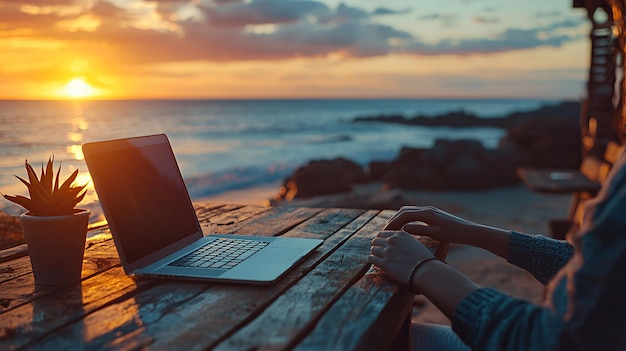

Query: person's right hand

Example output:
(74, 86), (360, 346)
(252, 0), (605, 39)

(384, 206), (481, 245)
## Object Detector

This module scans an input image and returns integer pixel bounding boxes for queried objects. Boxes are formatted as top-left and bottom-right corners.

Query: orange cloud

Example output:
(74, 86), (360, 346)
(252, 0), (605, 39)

(0, 0), (590, 99)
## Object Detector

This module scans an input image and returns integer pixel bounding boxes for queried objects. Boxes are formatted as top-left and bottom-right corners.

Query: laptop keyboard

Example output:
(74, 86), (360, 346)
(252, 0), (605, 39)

(167, 238), (269, 270)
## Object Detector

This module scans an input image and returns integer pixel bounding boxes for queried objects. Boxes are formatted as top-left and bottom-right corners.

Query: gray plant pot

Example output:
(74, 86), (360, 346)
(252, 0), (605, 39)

(21, 210), (90, 285)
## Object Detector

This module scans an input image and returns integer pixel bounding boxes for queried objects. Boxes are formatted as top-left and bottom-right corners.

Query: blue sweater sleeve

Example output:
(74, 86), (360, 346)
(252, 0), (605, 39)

(507, 231), (573, 285)
(452, 288), (561, 350)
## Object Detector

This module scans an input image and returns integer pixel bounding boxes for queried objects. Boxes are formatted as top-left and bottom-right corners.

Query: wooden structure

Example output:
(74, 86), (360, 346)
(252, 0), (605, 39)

(0, 203), (430, 350)
(518, 0), (626, 238)
(574, 0), (626, 156)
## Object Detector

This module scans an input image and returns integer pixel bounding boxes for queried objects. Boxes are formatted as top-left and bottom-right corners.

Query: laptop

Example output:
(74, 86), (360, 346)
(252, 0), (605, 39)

(82, 134), (322, 284)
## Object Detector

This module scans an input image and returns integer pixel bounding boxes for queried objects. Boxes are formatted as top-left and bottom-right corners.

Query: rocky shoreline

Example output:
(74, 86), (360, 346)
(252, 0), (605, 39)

(353, 100), (580, 129)
(272, 101), (582, 206)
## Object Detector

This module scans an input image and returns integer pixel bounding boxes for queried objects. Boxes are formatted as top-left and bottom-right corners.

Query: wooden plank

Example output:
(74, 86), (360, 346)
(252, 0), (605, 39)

(0, 218), (110, 265)
(217, 205), (324, 236)
(294, 266), (413, 351)
(200, 204), (270, 233)
(18, 281), (207, 350)
(0, 272), (56, 313)
(0, 227), (115, 285)
(194, 203), (241, 226)
(192, 202), (229, 215)
(0, 244), (28, 264)
(211, 209), (390, 350)
(93, 208), (374, 350)
(295, 211), (429, 351)
(0, 236), (125, 346)
(0, 266), (162, 350)
(0, 258), (31, 284)
(0, 236), (121, 313)
(278, 207), (367, 239)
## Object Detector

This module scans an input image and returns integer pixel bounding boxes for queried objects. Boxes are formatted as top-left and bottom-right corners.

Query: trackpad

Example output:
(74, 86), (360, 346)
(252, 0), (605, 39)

(253, 247), (304, 265)
(220, 247), (307, 282)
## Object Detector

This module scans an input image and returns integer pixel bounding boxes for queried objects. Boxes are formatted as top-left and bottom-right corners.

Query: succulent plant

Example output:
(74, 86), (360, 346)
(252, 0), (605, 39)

(2, 157), (87, 216)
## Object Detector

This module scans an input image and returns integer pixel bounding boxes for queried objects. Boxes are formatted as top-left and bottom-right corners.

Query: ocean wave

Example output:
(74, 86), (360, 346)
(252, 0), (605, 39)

(184, 164), (295, 198)
(305, 134), (352, 144)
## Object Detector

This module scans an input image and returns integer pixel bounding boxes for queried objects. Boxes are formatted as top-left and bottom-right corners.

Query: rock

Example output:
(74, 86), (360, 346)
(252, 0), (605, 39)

(381, 139), (526, 191)
(503, 112), (581, 169)
(354, 110), (508, 128)
(273, 101), (583, 204)
(489, 140), (532, 183)
(353, 101), (581, 131)
(382, 164), (445, 190)
(276, 157), (370, 200)
(367, 160), (394, 180)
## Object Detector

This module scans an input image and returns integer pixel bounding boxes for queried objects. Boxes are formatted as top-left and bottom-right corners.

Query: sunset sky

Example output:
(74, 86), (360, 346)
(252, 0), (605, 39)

(0, 0), (591, 100)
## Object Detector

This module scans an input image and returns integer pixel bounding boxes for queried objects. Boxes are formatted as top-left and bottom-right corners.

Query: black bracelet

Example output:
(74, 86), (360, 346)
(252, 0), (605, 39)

(407, 257), (440, 294)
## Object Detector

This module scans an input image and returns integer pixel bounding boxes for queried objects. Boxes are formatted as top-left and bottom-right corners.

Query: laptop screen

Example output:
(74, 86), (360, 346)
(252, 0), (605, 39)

(83, 134), (201, 266)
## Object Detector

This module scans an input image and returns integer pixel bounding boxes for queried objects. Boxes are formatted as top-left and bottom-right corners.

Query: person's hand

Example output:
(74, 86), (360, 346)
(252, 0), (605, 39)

(384, 206), (480, 245)
(385, 206), (513, 260)
(368, 230), (435, 287)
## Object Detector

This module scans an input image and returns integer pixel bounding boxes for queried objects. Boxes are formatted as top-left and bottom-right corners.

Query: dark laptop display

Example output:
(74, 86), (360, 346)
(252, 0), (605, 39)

(82, 134), (322, 284)
(83, 137), (200, 265)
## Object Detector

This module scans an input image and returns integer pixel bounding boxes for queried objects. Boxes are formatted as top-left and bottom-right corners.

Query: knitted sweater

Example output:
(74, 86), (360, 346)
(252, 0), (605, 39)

(451, 150), (626, 350)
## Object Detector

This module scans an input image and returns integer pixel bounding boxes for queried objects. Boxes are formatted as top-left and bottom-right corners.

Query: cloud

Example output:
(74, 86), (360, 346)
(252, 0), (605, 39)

(474, 16), (500, 24)
(90, 1), (131, 19)
(406, 20), (586, 56)
(199, 0), (329, 27)
(417, 13), (458, 27)
(372, 7), (411, 16)
(0, 0), (77, 4)
(542, 18), (587, 31)
(535, 11), (563, 19)
(48, 0), (414, 63)
(0, 2), (81, 30)
(1, 0), (588, 66)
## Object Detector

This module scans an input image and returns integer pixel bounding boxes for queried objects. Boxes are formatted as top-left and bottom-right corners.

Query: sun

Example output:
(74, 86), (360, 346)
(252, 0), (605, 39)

(63, 78), (95, 99)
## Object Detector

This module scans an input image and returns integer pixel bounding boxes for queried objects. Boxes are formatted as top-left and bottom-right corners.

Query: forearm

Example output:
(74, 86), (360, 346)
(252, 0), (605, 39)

(458, 223), (511, 260)
(411, 259), (479, 319)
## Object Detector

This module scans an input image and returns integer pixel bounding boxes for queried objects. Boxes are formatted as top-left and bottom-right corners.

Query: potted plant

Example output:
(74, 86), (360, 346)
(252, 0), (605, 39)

(2, 157), (89, 285)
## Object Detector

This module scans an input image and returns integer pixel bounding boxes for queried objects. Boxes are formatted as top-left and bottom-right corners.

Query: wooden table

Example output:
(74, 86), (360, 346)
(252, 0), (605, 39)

(0, 203), (416, 350)
(516, 168), (601, 194)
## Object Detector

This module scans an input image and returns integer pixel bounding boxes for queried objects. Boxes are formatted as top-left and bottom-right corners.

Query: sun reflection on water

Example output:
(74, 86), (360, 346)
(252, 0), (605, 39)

(66, 106), (89, 160)
(67, 144), (84, 160)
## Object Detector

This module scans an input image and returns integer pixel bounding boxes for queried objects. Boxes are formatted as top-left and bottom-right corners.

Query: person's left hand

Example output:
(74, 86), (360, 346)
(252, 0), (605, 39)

(368, 230), (435, 287)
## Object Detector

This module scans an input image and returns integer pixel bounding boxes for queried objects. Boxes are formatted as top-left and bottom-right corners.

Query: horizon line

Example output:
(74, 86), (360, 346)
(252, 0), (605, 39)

(0, 96), (582, 102)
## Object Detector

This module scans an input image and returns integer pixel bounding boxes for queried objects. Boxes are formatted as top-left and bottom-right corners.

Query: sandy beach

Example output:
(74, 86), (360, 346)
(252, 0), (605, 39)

(202, 182), (572, 325)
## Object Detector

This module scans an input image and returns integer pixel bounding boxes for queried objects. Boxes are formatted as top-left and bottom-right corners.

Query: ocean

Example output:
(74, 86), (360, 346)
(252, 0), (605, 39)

(0, 99), (559, 221)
